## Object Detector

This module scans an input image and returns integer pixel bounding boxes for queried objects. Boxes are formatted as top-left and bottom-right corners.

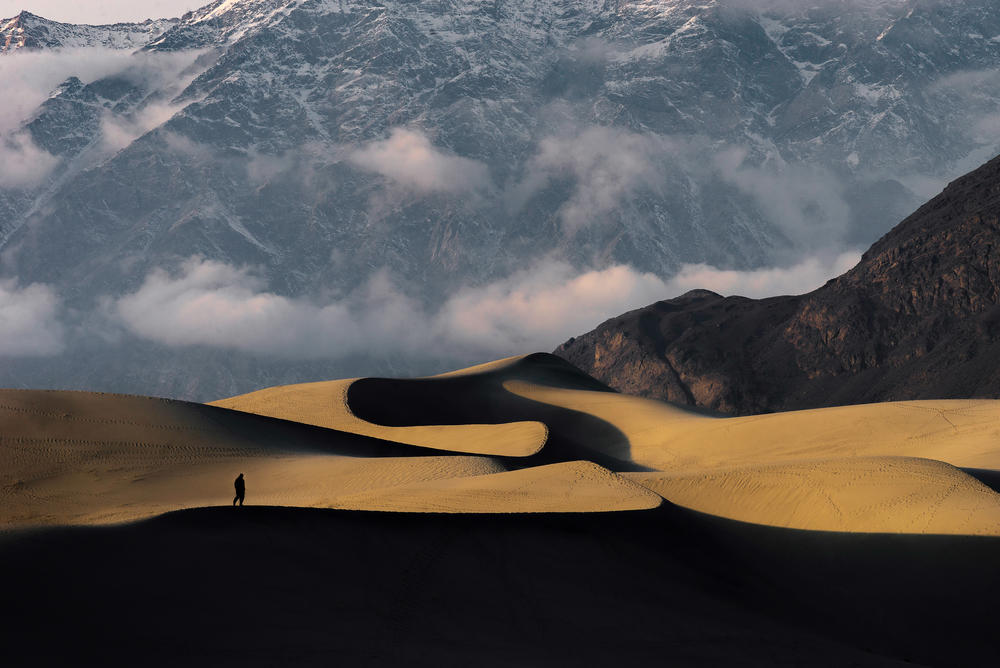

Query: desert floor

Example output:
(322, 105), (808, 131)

(4, 353), (1000, 666)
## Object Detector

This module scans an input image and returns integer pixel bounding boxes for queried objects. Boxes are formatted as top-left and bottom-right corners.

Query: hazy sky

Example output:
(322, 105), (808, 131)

(1, 1), (205, 23)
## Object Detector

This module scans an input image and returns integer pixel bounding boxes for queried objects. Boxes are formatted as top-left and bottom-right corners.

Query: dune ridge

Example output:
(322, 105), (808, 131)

(329, 460), (663, 513)
(6, 353), (1000, 534)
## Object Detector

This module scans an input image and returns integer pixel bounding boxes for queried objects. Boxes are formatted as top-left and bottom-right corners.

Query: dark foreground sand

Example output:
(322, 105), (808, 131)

(4, 503), (999, 667)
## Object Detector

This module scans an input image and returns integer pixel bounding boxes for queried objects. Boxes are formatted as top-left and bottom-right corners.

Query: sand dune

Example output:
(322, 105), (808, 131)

(8, 353), (1000, 535)
(330, 460), (663, 513)
(210, 378), (547, 457)
(505, 381), (1000, 471)
(628, 457), (1000, 534)
(215, 352), (637, 469)
(0, 388), (505, 528)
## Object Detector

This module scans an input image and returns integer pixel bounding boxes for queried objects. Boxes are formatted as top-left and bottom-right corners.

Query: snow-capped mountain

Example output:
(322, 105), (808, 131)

(0, 10), (177, 52)
(2, 0), (1000, 399)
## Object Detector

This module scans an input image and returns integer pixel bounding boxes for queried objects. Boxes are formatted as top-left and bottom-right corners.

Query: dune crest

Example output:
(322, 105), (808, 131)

(628, 457), (1000, 535)
(329, 460), (663, 513)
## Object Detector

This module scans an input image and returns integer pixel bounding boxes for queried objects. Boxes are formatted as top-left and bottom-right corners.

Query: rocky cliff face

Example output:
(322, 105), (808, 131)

(557, 154), (1000, 414)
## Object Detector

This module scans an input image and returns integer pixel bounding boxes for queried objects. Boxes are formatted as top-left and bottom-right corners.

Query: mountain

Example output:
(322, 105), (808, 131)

(556, 151), (1000, 415)
(3, 0), (1000, 399)
(0, 10), (176, 52)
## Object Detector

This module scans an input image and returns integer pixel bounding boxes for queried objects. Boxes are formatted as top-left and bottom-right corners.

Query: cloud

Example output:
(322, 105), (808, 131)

(100, 101), (181, 153)
(0, 279), (65, 355)
(713, 146), (852, 250)
(115, 258), (360, 356)
(0, 48), (136, 135)
(516, 126), (667, 233)
(111, 253), (858, 361)
(663, 251), (862, 298)
(516, 125), (858, 249)
(0, 132), (59, 188)
(97, 51), (211, 153)
(112, 258), (434, 357)
(436, 261), (671, 354)
(349, 128), (491, 194)
(0, 47), (206, 162)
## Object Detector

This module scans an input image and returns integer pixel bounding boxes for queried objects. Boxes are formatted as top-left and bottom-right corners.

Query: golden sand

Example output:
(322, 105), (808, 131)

(6, 353), (1000, 534)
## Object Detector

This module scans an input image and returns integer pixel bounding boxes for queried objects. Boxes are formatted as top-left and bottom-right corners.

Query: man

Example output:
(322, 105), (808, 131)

(233, 473), (245, 506)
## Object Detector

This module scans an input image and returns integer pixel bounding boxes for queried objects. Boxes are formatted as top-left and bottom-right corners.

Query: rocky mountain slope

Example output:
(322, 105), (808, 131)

(556, 152), (1000, 415)
(4, 0), (1000, 399)
(0, 11), (176, 52)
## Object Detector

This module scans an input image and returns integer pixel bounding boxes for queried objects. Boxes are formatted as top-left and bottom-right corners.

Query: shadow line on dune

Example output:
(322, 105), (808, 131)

(961, 467), (1000, 493)
(346, 354), (652, 471)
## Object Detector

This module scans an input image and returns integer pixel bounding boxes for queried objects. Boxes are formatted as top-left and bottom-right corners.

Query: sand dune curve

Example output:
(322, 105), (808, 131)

(210, 378), (547, 457)
(505, 381), (1000, 472)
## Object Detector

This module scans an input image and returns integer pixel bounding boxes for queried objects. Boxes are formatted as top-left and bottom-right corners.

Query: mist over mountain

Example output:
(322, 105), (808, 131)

(2, 0), (1000, 399)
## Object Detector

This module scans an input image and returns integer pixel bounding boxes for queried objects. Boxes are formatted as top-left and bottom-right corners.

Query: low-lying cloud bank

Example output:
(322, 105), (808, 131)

(107, 253), (860, 361)
(0, 279), (65, 356)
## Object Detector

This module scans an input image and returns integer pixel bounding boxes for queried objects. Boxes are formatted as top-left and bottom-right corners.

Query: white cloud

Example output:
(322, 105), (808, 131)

(96, 50), (211, 153)
(663, 251), (862, 299)
(111, 253), (858, 361)
(713, 146), (852, 250)
(100, 101), (180, 153)
(0, 132), (59, 188)
(0, 48), (137, 135)
(0, 47), (206, 163)
(0, 279), (65, 355)
(437, 261), (670, 354)
(349, 128), (491, 195)
(516, 126), (858, 248)
(517, 126), (667, 233)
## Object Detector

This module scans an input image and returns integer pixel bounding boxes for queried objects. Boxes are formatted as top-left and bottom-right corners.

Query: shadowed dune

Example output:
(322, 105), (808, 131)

(4, 505), (998, 667)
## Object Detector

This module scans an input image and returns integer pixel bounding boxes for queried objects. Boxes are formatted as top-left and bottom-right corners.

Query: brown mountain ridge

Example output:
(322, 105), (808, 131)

(555, 153), (1000, 415)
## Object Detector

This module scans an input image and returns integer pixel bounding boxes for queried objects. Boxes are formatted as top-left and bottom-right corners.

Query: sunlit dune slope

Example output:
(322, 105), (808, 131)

(504, 381), (1000, 533)
(627, 457), (1000, 535)
(506, 382), (1000, 471)
(210, 377), (547, 458)
(10, 353), (1000, 534)
(330, 460), (663, 513)
(0, 389), (505, 528)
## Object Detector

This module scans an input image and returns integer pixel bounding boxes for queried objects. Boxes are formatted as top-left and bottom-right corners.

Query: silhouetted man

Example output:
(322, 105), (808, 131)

(233, 473), (245, 507)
